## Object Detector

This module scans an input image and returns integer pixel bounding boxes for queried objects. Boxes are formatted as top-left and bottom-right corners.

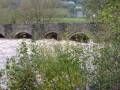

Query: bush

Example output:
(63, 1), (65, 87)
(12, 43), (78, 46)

(91, 44), (120, 90)
(5, 41), (89, 90)
(6, 42), (38, 90)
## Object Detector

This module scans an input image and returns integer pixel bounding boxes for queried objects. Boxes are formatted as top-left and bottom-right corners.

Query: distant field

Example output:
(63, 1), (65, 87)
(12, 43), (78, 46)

(0, 17), (90, 24)
(52, 17), (89, 23)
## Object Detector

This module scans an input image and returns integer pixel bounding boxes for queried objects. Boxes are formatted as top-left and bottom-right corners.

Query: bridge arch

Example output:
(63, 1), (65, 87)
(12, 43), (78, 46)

(15, 32), (32, 39)
(0, 25), (5, 38)
(44, 32), (58, 40)
(69, 33), (90, 43)
(0, 34), (5, 38)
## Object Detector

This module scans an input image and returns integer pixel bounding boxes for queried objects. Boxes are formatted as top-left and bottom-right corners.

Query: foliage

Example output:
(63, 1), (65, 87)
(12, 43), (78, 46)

(18, 0), (68, 23)
(81, 0), (120, 21)
(81, 0), (120, 90)
(0, 0), (69, 24)
(90, 44), (120, 90)
(6, 42), (38, 90)
(4, 41), (89, 90)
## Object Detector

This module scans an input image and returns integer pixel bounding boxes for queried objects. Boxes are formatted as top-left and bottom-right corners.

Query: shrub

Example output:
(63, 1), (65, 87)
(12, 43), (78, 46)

(91, 45), (120, 90)
(5, 41), (89, 90)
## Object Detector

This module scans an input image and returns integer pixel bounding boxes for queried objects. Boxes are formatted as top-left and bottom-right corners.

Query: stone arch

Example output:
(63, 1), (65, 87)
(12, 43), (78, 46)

(69, 33), (90, 43)
(0, 25), (5, 38)
(15, 32), (32, 39)
(0, 34), (5, 38)
(44, 32), (58, 40)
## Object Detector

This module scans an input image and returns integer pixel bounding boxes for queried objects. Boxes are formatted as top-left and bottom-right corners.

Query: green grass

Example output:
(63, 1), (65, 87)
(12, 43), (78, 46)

(51, 17), (89, 23)
(0, 17), (89, 24)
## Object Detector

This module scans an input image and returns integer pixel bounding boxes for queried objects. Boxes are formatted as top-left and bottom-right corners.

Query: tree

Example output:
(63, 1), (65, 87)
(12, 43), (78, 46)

(81, 0), (120, 41)
(0, 0), (69, 24)
(81, 0), (120, 22)
(18, 0), (69, 24)
(0, 0), (20, 24)
(81, 0), (120, 89)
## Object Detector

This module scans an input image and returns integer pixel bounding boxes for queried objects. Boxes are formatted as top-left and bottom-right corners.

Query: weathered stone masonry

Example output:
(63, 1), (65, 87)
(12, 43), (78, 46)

(0, 23), (100, 42)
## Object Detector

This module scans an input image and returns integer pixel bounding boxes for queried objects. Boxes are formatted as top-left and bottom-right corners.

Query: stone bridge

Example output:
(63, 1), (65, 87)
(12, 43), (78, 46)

(0, 23), (100, 42)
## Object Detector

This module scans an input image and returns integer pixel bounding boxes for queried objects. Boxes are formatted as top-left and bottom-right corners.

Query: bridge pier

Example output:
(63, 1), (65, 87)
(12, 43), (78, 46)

(0, 23), (97, 42)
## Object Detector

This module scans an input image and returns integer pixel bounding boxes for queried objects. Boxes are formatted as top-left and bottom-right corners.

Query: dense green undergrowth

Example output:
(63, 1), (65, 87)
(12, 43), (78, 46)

(0, 39), (120, 90)
(4, 42), (90, 90)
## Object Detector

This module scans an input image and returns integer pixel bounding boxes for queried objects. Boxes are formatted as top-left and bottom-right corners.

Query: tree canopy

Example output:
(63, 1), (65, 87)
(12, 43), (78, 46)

(0, 0), (69, 24)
